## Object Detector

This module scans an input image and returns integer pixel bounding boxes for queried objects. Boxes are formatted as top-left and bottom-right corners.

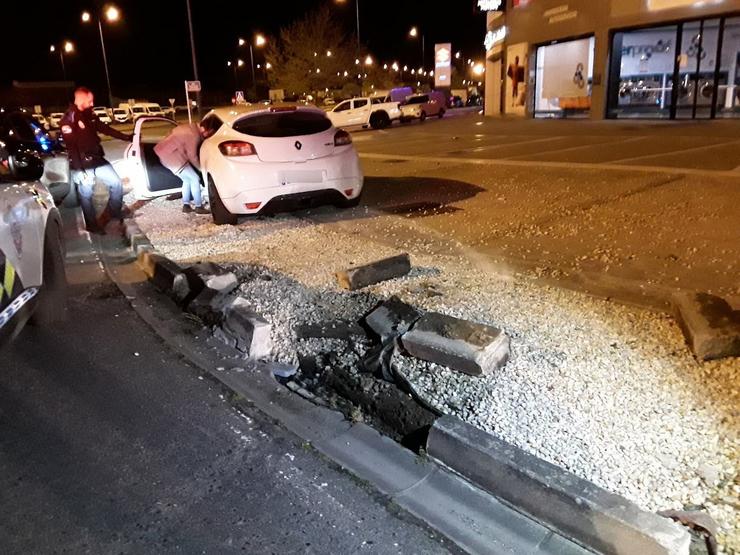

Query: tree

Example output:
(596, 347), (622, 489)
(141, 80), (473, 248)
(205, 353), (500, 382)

(265, 5), (358, 96)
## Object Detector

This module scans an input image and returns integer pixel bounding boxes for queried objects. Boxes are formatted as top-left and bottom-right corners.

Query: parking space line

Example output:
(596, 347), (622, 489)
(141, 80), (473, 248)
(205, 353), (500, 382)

(500, 135), (641, 160)
(458, 135), (566, 153)
(605, 139), (740, 164)
(358, 152), (740, 179)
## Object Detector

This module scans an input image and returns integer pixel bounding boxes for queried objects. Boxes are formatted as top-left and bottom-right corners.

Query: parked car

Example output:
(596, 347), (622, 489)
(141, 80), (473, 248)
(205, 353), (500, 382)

(0, 140), (67, 345)
(400, 92), (446, 122)
(327, 96), (401, 130)
(131, 103), (165, 120)
(466, 94), (483, 107)
(49, 112), (64, 129)
(31, 114), (50, 130)
(115, 104), (363, 225)
(92, 106), (112, 124)
(112, 107), (130, 123)
(0, 110), (71, 206)
(449, 95), (464, 108)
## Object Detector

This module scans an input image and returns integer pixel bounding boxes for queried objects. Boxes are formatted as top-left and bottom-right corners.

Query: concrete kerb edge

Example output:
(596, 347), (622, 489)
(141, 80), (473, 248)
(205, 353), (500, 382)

(110, 224), (600, 554)
(427, 415), (692, 555)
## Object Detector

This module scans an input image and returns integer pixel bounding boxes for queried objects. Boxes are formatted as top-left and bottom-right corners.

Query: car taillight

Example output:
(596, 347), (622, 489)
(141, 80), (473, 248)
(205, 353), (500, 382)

(334, 129), (352, 147)
(219, 141), (256, 156)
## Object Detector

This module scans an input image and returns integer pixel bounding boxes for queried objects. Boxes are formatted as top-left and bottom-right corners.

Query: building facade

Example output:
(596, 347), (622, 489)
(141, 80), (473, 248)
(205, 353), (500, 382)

(483, 0), (740, 119)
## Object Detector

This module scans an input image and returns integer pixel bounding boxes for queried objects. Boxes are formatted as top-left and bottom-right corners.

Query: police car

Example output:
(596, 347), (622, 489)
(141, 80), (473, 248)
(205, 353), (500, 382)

(0, 140), (66, 344)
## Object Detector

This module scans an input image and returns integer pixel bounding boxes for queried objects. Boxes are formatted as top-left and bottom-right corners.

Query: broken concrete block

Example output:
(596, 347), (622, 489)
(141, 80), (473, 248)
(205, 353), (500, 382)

(172, 270), (205, 306)
(137, 251), (183, 293)
(364, 296), (422, 342)
(221, 297), (272, 359)
(187, 286), (230, 325)
(294, 320), (365, 341)
(401, 312), (510, 376)
(335, 254), (411, 291)
(205, 272), (238, 296)
(185, 261), (229, 278)
(673, 292), (740, 360)
(130, 234), (152, 255)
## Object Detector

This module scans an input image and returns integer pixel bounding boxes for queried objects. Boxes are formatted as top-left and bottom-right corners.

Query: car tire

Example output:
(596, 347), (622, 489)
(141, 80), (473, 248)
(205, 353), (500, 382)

(438, 109), (445, 119)
(340, 192), (362, 208)
(208, 176), (238, 226)
(30, 221), (67, 326)
(420, 111), (427, 122)
(370, 112), (390, 130)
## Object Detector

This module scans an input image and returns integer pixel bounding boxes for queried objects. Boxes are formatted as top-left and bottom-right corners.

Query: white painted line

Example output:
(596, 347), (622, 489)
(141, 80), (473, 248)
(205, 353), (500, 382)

(463, 135), (566, 153)
(359, 152), (740, 180)
(501, 135), (643, 160)
(605, 139), (740, 164)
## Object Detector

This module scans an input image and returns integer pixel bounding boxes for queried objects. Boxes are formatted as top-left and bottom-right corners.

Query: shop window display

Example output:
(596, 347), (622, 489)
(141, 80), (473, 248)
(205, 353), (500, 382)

(534, 37), (595, 118)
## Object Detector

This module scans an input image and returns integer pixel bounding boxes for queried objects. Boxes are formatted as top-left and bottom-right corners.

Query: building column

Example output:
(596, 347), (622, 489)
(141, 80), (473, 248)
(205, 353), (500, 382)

(485, 58), (502, 116)
(590, 29), (610, 120)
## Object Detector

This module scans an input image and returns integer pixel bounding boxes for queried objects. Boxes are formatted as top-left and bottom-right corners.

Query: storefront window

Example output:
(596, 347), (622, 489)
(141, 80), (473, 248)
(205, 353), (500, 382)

(534, 37), (595, 118)
(608, 16), (740, 119)
(717, 17), (740, 118)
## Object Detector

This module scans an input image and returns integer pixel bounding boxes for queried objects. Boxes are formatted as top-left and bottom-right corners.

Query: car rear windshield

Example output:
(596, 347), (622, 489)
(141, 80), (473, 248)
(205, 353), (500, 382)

(233, 110), (332, 138)
(407, 96), (428, 104)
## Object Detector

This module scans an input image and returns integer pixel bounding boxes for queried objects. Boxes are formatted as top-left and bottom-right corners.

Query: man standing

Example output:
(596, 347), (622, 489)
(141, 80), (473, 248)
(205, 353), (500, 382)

(60, 87), (133, 233)
(154, 123), (211, 214)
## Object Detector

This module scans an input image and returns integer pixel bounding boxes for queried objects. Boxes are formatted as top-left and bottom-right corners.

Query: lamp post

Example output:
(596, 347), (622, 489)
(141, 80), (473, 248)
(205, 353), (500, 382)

(335, 0), (361, 51)
(238, 34), (266, 100)
(81, 5), (120, 108)
(50, 41), (75, 81)
(409, 26), (425, 68)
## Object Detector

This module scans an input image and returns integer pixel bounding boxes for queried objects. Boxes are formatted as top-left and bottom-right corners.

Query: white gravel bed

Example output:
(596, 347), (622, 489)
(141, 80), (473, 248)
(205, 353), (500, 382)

(133, 197), (739, 551)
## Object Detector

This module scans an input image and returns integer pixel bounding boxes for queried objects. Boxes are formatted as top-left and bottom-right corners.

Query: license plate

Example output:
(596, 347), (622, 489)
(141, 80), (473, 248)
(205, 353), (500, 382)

(278, 170), (324, 186)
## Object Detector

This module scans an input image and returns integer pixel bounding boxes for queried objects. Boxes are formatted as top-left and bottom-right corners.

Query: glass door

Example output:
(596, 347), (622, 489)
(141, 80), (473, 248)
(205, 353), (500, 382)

(674, 19), (722, 119)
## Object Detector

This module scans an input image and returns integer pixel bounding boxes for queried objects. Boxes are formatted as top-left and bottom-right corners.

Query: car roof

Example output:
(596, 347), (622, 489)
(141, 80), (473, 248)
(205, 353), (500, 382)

(205, 103), (325, 124)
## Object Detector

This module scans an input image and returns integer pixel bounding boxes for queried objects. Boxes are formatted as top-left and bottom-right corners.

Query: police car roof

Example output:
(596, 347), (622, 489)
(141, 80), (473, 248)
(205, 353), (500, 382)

(206, 103), (323, 124)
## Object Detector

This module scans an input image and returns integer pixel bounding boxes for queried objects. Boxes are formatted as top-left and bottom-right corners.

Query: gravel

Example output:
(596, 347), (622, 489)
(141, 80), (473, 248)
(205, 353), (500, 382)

(133, 196), (739, 552)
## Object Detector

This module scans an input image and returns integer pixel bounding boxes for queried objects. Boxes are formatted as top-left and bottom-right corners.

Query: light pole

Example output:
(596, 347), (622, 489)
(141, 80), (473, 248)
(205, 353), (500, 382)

(50, 41), (75, 81)
(409, 26), (425, 69)
(81, 5), (120, 108)
(238, 34), (266, 101)
(335, 0), (361, 51)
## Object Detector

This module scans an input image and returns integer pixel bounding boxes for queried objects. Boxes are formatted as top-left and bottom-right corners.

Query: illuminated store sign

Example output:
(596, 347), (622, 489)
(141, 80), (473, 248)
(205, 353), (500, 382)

(478, 0), (504, 10)
(485, 26), (507, 51)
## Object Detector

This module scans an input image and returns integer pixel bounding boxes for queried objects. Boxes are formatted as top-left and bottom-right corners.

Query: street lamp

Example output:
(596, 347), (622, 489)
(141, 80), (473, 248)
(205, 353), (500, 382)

(335, 0), (361, 51)
(409, 26), (425, 67)
(50, 41), (75, 81)
(238, 34), (266, 99)
(81, 4), (121, 108)
(364, 55), (373, 66)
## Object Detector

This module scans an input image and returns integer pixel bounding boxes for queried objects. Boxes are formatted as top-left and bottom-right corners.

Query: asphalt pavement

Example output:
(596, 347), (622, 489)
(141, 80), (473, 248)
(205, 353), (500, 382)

(0, 214), (454, 554)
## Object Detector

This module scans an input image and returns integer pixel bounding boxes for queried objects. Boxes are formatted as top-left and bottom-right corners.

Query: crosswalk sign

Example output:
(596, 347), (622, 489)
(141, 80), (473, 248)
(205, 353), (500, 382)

(235, 91), (245, 104)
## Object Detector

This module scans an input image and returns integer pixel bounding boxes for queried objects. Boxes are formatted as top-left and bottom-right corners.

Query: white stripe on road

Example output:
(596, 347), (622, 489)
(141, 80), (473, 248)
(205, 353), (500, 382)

(605, 139), (740, 164)
(501, 135), (643, 160)
(359, 152), (740, 179)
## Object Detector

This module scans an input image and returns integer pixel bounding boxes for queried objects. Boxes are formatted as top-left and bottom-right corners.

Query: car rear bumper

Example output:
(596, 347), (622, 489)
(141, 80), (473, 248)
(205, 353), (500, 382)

(211, 149), (363, 214)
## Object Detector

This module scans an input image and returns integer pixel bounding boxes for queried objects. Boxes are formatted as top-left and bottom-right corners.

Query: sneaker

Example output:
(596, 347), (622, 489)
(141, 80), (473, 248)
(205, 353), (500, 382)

(193, 206), (210, 215)
(182, 205), (193, 213)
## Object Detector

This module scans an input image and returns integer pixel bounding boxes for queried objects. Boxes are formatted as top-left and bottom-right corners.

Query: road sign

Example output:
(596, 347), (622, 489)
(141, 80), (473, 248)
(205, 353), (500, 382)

(168, 98), (175, 107)
(235, 90), (245, 104)
(186, 80), (201, 92)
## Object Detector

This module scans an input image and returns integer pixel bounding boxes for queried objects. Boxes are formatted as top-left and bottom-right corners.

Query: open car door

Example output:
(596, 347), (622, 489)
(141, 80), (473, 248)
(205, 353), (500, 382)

(124, 117), (182, 200)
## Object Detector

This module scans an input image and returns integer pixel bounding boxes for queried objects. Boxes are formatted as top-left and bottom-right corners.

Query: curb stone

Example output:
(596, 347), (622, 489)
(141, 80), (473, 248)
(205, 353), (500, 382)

(427, 415), (691, 555)
(672, 291), (740, 361)
(114, 221), (694, 555)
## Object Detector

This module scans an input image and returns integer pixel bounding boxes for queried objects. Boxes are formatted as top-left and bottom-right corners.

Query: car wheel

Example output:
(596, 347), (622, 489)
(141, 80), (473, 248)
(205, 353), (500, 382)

(370, 112), (390, 130)
(30, 221), (67, 326)
(420, 111), (427, 122)
(208, 175), (238, 226)
(438, 109), (445, 119)
(339, 191), (362, 208)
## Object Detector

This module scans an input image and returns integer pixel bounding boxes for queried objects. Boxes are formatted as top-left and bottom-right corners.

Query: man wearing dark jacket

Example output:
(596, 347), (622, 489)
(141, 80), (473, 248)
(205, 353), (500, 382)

(60, 86), (133, 233)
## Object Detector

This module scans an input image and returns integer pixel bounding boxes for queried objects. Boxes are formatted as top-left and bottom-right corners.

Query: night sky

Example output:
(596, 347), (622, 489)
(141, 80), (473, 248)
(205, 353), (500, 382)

(5, 0), (486, 102)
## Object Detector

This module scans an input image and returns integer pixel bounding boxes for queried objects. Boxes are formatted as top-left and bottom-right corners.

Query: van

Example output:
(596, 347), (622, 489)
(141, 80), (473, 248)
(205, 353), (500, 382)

(131, 102), (165, 121)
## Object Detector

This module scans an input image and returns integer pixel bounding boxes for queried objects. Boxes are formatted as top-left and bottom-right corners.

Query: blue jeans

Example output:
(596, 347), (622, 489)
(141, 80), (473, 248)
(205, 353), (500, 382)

(178, 165), (203, 208)
(72, 162), (123, 226)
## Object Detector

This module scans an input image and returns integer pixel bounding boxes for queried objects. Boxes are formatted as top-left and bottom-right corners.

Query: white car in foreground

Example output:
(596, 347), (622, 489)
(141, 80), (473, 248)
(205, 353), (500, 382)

(116, 104), (363, 225)
(0, 142), (66, 345)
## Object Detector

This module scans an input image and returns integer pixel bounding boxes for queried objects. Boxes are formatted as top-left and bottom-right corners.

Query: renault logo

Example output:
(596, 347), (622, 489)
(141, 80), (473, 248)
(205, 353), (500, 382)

(294, 141), (302, 150)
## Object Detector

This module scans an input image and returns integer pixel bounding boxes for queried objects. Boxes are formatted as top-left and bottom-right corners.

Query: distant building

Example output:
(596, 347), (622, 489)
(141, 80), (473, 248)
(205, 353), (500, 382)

(482, 0), (740, 120)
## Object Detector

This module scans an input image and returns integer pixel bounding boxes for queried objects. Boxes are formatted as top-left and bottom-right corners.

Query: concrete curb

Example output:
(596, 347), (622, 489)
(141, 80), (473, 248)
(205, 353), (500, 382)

(105, 227), (595, 555)
(427, 416), (691, 555)
(113, 222), (693, 555)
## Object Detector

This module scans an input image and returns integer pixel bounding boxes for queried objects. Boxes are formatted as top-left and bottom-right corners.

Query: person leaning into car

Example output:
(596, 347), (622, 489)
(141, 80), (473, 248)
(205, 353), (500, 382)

(61, 86), (133, 234)
(154, 123), (211, 215)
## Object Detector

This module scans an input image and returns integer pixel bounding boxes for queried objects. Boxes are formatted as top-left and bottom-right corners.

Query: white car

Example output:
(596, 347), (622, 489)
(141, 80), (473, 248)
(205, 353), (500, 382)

(49, 112), (64, 129)
(400, 92), (446, 122)
(327, 96), (401, 130)
(116, 104), (363, 225)
(112, 108), (130, 123)
(0, 141), (66, 345)
(93, 106), (112, 124)
(131, 103), (165, 120)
